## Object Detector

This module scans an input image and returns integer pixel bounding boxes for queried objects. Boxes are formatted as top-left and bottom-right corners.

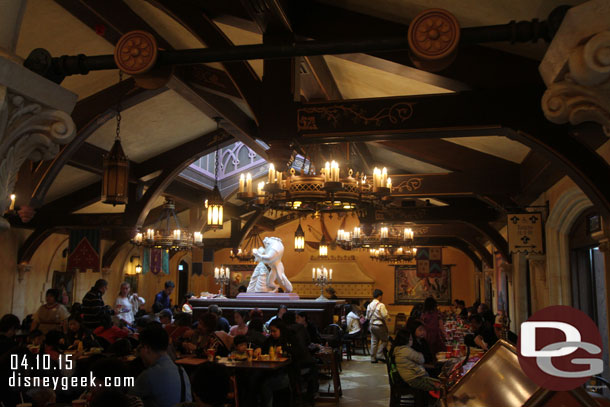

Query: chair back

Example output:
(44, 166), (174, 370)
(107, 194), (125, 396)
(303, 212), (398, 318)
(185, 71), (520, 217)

(359, 320), (369, 338)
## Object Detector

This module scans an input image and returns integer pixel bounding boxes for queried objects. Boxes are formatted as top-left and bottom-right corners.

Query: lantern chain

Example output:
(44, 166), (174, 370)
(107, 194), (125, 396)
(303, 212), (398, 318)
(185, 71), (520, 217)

(115, 70), (123, 141)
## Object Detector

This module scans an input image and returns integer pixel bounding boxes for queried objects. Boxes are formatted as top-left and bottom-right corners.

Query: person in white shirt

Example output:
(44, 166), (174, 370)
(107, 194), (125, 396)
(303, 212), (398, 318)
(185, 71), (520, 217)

(366, 289), (390, 363)
(114, 282), (145, 326)
(344, 304), (362, 339)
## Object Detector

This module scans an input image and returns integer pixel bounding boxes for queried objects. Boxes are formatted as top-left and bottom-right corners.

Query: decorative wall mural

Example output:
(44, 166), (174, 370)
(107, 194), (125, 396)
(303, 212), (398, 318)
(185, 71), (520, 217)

(395, 264), (452, 305)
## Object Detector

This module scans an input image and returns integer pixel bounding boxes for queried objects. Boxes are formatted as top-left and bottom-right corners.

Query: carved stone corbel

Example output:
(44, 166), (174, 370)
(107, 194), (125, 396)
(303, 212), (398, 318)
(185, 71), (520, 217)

(527, 254), (548, 285)
(0, 57), (77, 229)
(540, 0), (610, 135)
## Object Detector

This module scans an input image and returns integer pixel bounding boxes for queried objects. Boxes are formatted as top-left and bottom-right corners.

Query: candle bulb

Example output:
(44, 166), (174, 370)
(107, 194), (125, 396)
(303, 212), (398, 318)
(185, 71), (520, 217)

(325, 162), (330, 182)
(246, 173), (252, 193)
(386, 177), (392, 189)
(312, 267), (316, 279)
(268, 163), (275, 183)
(225, 267), (229, 279)
(329, 269), (333, 281)
(9, 194), (15, 211)
(239, 174), (245, 193)
(194, 232), (202, 243)
(382, 167), (387, 187)
(214, 267), (219, 279)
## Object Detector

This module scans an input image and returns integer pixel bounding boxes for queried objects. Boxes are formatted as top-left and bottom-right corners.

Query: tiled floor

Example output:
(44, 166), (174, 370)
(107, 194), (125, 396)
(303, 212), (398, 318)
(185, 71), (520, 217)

(318, 354), (390, 407)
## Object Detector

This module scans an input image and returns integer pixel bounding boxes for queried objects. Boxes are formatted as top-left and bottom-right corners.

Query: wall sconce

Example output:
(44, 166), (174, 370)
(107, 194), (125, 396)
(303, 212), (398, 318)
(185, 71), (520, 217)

(130, 255), (141, 275)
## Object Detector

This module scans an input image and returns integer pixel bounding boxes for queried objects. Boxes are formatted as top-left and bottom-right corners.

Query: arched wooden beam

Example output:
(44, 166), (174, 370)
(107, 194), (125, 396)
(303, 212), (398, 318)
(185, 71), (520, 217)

(18, 227), (58, 264)
(124, 129), (234, 228)
(101, 236), (130, 269)
(30, 80), (165, 207)
(468, 221), (510, 261)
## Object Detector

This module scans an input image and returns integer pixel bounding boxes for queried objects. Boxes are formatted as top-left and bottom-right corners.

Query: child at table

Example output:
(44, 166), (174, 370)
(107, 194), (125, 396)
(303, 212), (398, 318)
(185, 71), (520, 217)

(230, 335), (249, 361)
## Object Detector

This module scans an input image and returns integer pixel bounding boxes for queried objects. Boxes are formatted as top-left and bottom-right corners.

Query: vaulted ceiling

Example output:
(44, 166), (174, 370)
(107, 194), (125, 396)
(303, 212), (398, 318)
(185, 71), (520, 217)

(12, 0), (609, 269)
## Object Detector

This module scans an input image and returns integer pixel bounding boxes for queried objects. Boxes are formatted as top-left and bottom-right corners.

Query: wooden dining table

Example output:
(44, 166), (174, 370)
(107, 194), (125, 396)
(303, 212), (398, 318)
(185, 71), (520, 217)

(175, 356), (291, 371)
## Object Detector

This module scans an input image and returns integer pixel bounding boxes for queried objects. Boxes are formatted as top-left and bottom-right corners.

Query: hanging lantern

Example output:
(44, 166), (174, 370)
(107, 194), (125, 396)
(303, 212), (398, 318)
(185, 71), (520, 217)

(294, 222), (305, 252)
(102, 70), (129, 206)
(206, 184), (224, 229)
(102, 138), (129, 205)
(135, 264), (142, 274)
(319, 237), (329, 258)
(206, 118), (224, 229)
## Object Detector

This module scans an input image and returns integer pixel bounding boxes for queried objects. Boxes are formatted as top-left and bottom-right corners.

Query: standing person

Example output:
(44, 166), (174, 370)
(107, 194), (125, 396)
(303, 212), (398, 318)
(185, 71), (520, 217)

(82, 279), (109, 330)
(31, 288), (70, 333)
(366, 289), (390, 363)
(115, 282), (145, 326)
(130, 326), (192, 407)
(421, 297), (446, 354)
(153, 281), (175, 313)
(265, 304), (287, 330)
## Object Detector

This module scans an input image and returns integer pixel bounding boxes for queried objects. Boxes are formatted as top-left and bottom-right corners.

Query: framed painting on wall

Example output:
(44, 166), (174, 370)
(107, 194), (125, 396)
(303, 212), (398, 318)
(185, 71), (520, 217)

(394, 264), (452, 305)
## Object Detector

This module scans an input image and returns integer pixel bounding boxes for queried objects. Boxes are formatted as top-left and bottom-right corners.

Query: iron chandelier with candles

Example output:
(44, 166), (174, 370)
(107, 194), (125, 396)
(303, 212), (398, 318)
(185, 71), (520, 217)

(230, 228), (264, 262)
(131, 198), (203, 251)
(337, 223), (418, 262)
(236, 160), (393, 215)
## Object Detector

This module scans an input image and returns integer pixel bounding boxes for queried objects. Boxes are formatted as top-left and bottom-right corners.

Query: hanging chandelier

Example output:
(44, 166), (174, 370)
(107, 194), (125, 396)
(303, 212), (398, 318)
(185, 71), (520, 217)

(206, 118), (224, 229)
(131, 199), (203, 251)
(102, 71), (129, 206)
(336, 223), (418, 262)
(230, 228), (264, 262)
(236, 162), (392, 214)
(369, 246), (418, 262)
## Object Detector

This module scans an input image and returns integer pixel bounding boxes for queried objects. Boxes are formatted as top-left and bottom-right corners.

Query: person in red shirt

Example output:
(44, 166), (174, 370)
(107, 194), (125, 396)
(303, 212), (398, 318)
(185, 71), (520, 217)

(93, 314), (129, 345)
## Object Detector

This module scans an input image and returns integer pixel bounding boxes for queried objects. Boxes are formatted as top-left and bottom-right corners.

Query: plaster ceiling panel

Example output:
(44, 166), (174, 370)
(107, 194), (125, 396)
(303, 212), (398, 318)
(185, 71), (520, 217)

(45, 165), (98, 204)
(214, 22), (263, 79)
(443, 136), (531, 164)
(15, 0), (117, 100)
(324, 55), (453, 99)
(124, 0), (203, 50)
(369, 143), (450, 174)
(87, 89), (217, 163)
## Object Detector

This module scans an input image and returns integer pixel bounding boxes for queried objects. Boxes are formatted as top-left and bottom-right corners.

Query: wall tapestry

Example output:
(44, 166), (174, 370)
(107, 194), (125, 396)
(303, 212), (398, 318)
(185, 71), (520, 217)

(395, 264), (452, 305)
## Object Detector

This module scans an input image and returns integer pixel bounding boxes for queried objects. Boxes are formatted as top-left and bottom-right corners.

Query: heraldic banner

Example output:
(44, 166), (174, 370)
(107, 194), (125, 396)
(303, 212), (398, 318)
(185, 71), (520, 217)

(67, 229), (100, 273)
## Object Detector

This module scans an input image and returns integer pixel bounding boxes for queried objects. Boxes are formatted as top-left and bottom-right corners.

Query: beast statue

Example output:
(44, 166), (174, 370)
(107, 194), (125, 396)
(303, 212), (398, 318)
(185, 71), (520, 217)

(246, 236), (293, 293)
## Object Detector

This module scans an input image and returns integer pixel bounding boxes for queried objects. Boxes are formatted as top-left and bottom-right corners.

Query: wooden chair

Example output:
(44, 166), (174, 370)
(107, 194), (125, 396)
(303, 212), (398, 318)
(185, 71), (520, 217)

(394, 313), (408, 334)
(316, 347), (342, 402)
(351, 320), (370, 355)
(383, 348), (427, 407)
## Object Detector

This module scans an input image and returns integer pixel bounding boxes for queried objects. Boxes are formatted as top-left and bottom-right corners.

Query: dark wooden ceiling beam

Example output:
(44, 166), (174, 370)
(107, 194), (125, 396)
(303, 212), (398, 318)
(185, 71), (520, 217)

(288, 0), (542, 89)
(377, 139), (519, 175)
(387, 172), (519, 196)
(148, 0), (262, 121)
(30, 80), (164, 207)
(168, 74), (264, 157)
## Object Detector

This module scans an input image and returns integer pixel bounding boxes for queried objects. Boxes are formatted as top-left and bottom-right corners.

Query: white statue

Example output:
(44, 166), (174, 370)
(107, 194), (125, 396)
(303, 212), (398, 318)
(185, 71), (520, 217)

(246, 237), (293, 293)
(247, 247), (271, 293)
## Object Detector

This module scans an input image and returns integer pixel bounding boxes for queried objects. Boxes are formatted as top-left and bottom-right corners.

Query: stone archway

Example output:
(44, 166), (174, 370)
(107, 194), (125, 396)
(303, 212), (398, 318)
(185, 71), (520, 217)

(545, 187), (593, 305)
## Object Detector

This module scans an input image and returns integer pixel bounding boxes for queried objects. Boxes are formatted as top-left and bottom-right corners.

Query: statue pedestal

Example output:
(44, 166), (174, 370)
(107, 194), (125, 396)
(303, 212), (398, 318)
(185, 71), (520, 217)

(237, 292), (300, 301)
(190, 296), (344, 328)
